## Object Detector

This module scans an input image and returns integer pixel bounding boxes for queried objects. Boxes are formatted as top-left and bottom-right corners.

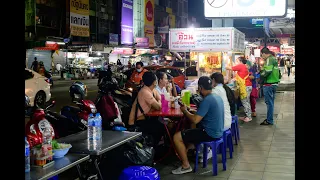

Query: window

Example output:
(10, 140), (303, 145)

(158, 68), (180, 77)
(25, 70), (34, 80)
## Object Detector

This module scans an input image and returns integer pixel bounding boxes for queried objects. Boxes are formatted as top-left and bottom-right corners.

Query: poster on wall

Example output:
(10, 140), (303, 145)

(121, 0), (134, 45)
(70, 0), (90, 37)
(145, 0), (155, 47)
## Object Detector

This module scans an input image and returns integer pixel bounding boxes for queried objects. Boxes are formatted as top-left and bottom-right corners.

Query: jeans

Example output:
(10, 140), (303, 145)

(287, 67), (291, 76)
(263, 85), (277, 124)
(240, 86), (252, 119)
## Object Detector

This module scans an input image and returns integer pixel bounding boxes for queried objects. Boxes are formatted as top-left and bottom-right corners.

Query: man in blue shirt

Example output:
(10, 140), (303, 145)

(172, 76), (225, 175)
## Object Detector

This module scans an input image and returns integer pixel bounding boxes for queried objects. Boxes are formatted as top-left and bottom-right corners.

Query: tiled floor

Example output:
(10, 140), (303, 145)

(156, 91), (295, 180)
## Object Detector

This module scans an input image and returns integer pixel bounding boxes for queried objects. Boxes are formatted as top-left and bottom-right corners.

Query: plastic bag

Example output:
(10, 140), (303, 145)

(123, 135), (155, 166)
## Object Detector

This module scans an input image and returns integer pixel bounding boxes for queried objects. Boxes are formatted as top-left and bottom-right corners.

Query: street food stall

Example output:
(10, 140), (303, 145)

(169, 27), (245, 91)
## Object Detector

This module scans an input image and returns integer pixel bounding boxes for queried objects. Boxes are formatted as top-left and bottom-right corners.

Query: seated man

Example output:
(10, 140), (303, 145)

(172, 76), (225, 175)
(128, 71), (164, 147)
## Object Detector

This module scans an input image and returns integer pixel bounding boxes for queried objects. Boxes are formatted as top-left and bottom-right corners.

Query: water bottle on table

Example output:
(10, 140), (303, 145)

(88, 113), (102, 151)
(25, 137), (30, 172)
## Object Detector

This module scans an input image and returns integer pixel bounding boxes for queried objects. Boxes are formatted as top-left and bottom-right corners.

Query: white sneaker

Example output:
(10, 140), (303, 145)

(171, 166), (193, 175)
(199, 149), (212, 163)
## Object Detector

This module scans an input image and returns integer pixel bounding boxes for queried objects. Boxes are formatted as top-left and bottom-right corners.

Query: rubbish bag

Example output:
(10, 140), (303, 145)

(123, 135), (155, 166)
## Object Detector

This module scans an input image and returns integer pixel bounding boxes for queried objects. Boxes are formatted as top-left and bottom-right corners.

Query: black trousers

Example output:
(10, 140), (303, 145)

(136, 118), (165, 147)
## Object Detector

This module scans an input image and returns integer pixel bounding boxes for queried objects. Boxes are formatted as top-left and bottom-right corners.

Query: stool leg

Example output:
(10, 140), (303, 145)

(194, 144), (200, 172)
(203, 144), (208, 168)
(236, 117), (240, 140)
(212, 143), (218, 176)
(228, 135), (233, 159)
(223, 133), (227, 158)
(221, 142), (227, 171)
(233, 124), (238, 145)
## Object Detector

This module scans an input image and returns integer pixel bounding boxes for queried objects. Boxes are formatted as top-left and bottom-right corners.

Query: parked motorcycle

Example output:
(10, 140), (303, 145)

(60, 81), (97, 132)
(96, 77), (131, 127)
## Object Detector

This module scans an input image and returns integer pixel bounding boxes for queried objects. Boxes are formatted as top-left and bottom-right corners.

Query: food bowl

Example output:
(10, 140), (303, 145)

(52, 144), (72, 159)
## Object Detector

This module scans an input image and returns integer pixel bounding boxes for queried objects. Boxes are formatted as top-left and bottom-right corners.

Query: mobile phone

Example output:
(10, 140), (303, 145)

(178, 100), (184, 106)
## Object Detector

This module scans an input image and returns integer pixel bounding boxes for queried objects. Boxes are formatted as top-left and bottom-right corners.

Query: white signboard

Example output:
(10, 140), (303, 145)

(169, 27), (245, 52)
(204, 0), (287, 18)
(233, 29), (245, 52)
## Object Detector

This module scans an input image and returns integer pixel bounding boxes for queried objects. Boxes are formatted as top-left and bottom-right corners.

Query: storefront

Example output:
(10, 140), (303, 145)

(110, 47), (134, 64)
(169, 27), (245, 80)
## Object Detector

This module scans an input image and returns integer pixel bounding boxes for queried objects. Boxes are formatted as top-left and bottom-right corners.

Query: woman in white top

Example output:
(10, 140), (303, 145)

(210, 72), (232, 130)
(155, 72), (177, 97)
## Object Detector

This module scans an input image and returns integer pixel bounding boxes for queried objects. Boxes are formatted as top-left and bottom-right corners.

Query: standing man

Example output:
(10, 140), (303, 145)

(30, 57), (39, 72)
(279, 58), (285, 77)
(260, 47), (280, 125)
(171, 76), (224, 174)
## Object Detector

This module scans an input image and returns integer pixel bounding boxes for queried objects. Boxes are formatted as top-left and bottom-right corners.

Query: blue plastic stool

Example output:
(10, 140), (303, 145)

(119, 166), (160, 180)
(223, 129), (233, 159)
(231, 115), (240, 145)
(194, 138), (226, 176)
(48, 176), (58, 180)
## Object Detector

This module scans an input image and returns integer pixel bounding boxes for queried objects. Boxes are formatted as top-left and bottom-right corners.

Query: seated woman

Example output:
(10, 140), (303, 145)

(155, 72), (177, 97)
(128, 71), (164, 147)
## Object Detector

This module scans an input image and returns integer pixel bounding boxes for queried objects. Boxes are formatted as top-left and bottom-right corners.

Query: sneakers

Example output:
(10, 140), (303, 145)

(199, 149), (212, 163)
(260, 119), (273, 125)
(171, 166), (193, 175)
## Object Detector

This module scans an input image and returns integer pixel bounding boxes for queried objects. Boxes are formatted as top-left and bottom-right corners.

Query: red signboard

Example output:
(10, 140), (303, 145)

(259, 46), (280, 53)
(281, 48), (294, 54)
(112, 48), (133, 55)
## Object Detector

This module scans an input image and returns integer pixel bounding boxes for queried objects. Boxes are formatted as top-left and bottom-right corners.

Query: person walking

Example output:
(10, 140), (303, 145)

(279, 58), (285, 77)
(286, 58), (292, 77)
(30, 57), (39, 72)
(259, 47), (280, 125)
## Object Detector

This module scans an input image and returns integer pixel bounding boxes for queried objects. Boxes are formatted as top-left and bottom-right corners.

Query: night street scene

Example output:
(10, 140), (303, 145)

(25, 0), (295, 180)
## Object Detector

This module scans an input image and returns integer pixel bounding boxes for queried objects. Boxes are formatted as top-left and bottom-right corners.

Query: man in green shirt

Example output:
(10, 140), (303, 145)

(260, 47), (280, 125)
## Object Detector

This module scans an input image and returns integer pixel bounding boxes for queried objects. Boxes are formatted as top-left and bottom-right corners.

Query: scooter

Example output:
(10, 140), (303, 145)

(60, 98), (97, 132)
(25, 97), (56, 148)
(45, 70), (53, 86)
(95, 77), (127, 128)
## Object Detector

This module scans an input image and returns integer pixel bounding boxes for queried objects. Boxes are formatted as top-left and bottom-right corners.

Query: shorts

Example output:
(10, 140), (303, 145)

(181, 128), (218, 145)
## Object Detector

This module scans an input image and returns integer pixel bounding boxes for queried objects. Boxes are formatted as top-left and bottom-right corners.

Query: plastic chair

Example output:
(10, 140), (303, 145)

(119, 166), (160, 180)
(231, 115), (240, 145)
(194, 138), (226, 176)
(223, 129), (233, 159)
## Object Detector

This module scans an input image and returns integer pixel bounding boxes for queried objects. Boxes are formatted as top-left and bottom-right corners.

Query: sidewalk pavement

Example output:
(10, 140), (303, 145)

(155, 91), (295, 180)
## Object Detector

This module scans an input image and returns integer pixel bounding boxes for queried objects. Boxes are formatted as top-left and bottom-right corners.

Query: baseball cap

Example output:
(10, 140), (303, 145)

(198, 76), (213, 90)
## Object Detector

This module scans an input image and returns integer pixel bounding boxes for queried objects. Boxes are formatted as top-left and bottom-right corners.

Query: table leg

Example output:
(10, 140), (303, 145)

(76, 164), (84, 180)
(94, 159), (104, 180)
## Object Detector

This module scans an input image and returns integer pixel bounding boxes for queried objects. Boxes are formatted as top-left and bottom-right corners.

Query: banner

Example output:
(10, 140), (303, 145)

(135, 37), (149, 48)
(121, 0), (134, 45)
(144, 0), (154, 47)
(70, 0), (90, 37)
(169, 28), (234, 51)
(109, 33), (119, 46)
(25, 0), (35, 27)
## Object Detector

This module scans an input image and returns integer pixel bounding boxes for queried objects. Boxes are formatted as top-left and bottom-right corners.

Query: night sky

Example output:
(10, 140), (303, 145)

(188, 0), (265, 38)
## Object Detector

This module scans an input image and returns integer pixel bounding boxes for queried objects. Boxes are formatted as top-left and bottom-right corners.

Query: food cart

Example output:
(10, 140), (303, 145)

(169, 27), (246, 82)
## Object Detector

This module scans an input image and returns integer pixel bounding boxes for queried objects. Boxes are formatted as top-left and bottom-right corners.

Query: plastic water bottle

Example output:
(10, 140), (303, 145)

(87, 113), (102, 151)
(25, 137), (30, 172)
(95, 113), (102, 141)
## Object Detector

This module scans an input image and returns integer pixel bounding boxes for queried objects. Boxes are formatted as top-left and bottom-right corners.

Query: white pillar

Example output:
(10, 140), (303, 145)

(212, 19), (234, 27)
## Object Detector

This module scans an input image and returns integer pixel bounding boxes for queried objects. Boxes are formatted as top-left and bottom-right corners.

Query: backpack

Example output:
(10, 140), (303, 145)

(223, 84), (236, 116)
